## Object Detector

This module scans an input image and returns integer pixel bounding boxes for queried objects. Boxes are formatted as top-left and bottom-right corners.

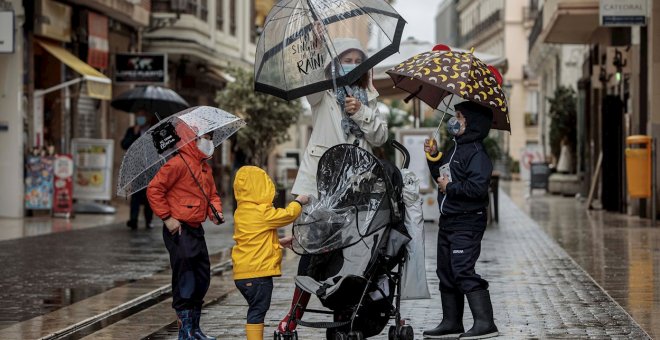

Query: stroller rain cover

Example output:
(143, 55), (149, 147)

(292, 144), (402, 256)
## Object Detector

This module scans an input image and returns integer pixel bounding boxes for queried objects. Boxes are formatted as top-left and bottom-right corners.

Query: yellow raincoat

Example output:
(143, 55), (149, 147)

(232, 166), (303, 280)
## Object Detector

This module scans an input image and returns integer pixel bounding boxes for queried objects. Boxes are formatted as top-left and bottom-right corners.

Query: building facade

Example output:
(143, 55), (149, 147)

(435, 0), (459, 46)
(0, 0), (271, 217)
(455, 0), (539, 162)
(528, 0), (658, 216)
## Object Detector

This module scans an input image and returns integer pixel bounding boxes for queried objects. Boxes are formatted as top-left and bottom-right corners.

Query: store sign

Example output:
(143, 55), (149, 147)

(115, 53), (167, 83)
(35, 0), (72, 42)
(71, 139), (114, 200)
(87, 12), (109, 69)
(0, 11), (14, 53)
(600, 0), (647, 26)
(53, 154), (74, 217)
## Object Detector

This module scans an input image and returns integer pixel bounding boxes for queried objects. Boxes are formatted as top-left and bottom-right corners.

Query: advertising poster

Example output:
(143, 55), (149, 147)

(53, 154), (74, 217)
(25, 155), (54, 210)
(72, 139), (114, 200)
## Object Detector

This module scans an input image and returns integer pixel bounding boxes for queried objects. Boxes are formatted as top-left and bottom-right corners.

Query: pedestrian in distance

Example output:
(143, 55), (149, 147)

(147, 127), (224, 340)
(232, 166), (310, 340)
(423, 101), (499, 339)
(122, 109), (154, 229)
(276, 30), (389, 338)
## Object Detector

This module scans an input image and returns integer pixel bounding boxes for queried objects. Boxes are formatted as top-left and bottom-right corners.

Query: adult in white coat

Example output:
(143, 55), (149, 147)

(291, 37), (389, 197)
(277, 37), (388, 335)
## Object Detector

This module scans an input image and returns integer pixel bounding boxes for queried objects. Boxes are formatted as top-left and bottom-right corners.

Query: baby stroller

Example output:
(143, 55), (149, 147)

(277, 142), (415, 340)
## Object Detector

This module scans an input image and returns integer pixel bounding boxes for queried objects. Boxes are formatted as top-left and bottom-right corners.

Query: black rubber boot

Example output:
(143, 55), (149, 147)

(192, 307), (216, 340)
(460, 290), (498, 339)
(176, 309), (195, 340)
(423, 291), (465, 339)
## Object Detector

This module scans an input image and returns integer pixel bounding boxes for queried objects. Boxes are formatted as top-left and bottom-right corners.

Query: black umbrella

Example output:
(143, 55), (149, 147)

(111, 85), (189, 117)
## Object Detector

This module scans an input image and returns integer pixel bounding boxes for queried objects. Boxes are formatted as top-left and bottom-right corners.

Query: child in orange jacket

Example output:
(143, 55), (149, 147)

(147, 129), (222, 340)
(232, 166), (309, 340)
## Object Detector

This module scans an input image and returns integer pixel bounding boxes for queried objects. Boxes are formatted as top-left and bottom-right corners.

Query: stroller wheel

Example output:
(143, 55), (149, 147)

(347, 331), (364, 340)
(399, 325), (414, 340)
(388, 326), (397, 340)
(334, 331), (348, 340)
(273, 330), (298, 340)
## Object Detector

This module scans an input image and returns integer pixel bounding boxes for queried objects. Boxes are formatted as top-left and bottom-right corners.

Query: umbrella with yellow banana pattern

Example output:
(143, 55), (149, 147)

(386, 44), (510, 133)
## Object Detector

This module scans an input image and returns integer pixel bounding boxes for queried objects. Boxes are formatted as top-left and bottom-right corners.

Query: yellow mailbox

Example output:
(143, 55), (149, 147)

(625, 135), (653, 198)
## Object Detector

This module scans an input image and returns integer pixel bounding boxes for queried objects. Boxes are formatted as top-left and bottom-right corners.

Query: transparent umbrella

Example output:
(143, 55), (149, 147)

(117, 106), (245, 197)
(254, 0), (406, 100)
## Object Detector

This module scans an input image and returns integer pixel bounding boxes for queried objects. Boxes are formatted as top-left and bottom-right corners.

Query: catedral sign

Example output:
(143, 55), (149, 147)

(600, 0), (647, 26)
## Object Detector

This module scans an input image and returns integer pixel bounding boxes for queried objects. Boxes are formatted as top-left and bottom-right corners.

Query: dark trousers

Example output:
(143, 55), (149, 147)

(163, 224), (211, 311)
(235, 277), (274, 324)
(436, 227), (488, 294)
(130, 189), (153, 224)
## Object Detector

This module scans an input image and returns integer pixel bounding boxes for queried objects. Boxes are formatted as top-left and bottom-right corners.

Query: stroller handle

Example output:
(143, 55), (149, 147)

(391, 140), (410, 169)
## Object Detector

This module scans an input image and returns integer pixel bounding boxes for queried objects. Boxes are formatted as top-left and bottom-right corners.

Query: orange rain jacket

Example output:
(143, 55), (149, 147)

(147, 124), (222, 227)
(231, 166), (302, 280)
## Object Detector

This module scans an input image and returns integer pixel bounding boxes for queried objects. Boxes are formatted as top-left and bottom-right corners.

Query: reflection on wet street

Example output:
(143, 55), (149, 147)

(0, 217), (235, 330)
(502, 180), (660, 339)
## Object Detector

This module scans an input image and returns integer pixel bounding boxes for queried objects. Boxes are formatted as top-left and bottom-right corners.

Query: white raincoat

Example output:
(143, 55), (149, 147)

(291, 39), (388, 196)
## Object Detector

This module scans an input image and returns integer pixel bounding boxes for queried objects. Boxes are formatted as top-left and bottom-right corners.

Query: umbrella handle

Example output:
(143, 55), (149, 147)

(425, 139), (443, 162)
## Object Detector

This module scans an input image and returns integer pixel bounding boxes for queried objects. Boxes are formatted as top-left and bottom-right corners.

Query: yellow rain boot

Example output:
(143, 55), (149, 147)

(245, 323), (264, 340)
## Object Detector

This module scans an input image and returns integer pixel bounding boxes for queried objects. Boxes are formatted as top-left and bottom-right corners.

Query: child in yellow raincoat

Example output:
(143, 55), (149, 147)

(231, 166), (309, 340)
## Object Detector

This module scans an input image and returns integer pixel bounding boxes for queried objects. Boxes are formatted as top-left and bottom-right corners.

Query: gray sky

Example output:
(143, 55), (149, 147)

(392, 0), (446, 44)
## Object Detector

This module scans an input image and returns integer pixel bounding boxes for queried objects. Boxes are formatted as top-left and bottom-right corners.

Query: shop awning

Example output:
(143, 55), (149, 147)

(37, 40), (112, 100)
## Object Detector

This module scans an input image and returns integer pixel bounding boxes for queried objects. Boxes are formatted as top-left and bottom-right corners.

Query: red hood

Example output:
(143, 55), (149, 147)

(175, 122), (208, 162)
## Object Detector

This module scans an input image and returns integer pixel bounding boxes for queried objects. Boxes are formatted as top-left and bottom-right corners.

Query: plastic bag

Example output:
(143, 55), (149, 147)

(400, 169), (431, 299)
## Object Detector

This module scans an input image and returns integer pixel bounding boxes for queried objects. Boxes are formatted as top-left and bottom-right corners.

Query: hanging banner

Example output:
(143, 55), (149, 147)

(72, 139), (114, 200)
(88, 12), (109, 69)
(53, 154), (74, 217)
(25, 155), (55, 210)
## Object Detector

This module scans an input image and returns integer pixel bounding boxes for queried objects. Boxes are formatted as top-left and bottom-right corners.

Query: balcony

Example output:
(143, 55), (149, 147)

(458, 9), (501, 47)
(542, 0), (600, 44)
(65, 0), (150, 27)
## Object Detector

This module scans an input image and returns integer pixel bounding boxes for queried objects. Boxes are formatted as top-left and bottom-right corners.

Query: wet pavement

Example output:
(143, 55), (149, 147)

(503, 180), (660, 339)
(1, 182), (657, 339)
(148, 189), (650, 339)
(0, 214), (235, 330)
(0, 204), (131, 242)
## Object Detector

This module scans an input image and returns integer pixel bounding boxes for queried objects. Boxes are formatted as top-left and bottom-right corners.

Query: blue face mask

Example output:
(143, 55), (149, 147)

(447, 116), (463, 136)
(136, 116), (147, 126)
(338, 63), (358, 76)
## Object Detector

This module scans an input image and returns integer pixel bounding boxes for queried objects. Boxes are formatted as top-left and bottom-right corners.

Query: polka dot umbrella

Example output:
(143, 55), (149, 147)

(386, 45), (510, 132)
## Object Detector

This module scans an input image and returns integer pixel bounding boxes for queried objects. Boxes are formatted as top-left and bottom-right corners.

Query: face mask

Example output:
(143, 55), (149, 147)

(338, 63), (358, 76)
(197, 138), (214, 158)
(447, 116), (464, 136)
(136, 116), (147, 126)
